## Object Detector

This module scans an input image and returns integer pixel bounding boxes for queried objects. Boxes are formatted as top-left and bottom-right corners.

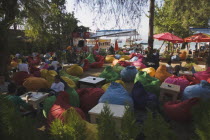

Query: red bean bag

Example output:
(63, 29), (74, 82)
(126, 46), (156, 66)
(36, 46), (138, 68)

(29, 66), (40, 74)
(83, 59), (89, 71)
(163, 97), (200, 121)
(33, 71), (41, 77)
(48, 91), (86, 124)
(194, 67), (210, 81)
(77, 88), (104, 112)
(164, 75), (190, 93)
(13, 71), (30, 86)
(118, 61), (131, 67)
(90, 55), (104, 68)
(183, 75), (200, 85)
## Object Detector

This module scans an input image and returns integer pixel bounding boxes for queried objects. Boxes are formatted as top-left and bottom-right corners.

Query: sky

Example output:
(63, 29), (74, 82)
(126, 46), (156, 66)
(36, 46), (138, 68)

(66, 0), (150, 41)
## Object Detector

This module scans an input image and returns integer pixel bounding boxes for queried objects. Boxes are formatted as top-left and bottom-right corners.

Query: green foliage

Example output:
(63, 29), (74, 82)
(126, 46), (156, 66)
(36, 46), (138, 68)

(192, 99), (210, 140)
(0, 95), (42, 140)
(97, 103), (117, 140)
(120, 106), (140, 140)
(50, 108), (87, 140)
(142, 110), (177, 140)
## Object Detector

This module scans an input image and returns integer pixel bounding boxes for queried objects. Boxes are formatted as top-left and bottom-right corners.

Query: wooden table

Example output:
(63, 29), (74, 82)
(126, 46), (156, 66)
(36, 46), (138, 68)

(179, 71), (193, 76)
(20, 92), (49, 110)
(89, 103), (125, 129)
(78, 76), (106, 88)
(159, 82), (180, 102)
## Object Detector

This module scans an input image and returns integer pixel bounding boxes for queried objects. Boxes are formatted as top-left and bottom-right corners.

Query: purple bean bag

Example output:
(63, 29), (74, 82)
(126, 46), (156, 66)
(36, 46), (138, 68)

(164, 75), (190, 93)
(194, 67), (210, 81)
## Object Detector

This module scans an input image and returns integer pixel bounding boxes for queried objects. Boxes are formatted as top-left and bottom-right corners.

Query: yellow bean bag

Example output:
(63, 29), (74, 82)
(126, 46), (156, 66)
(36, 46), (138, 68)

(40, 69), (48, 78)
(119, 58), (125, 61)
(112, 59), (119, 66)
(117, 51), (124, 55)
(155, 65), (172, 82)
(11, 61), (18, 67)
(102, 80), (126, 91)
(105, 55), (115, 63)
(66, 64), (83, 76)
(23, 77), (49, 91)
(121, 55), (130, 60)
(48, 70), (58, 77)
(179, 51), (187, 60)
(141, 67), (156, 77)
(61, 76), (76, 89)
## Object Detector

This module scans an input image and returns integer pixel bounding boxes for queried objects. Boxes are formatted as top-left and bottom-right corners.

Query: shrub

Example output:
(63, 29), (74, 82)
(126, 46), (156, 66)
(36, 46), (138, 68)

(50, 108), (87, 140)
(142, 110), (176, 140)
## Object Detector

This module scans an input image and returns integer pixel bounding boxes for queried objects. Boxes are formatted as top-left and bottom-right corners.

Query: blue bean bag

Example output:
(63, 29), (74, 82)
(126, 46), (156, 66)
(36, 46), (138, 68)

(115, 54), (121, 59)
(120, 66), (138, 82)
(99, 82), (133, 107)
(183, 80), (210, 100)
(131, 82), (158, 110)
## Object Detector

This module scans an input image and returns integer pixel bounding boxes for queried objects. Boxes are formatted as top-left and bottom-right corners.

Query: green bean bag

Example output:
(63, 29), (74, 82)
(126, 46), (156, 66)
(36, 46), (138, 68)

(99, 66), (120, 82)
(65, 87), (80, 107)
(112, 64), (125, 74)
(134, 71), (160, 95)
(86, 53), (95, 64)
(42, 96), (56, 118)
(59, 70), (80, 83)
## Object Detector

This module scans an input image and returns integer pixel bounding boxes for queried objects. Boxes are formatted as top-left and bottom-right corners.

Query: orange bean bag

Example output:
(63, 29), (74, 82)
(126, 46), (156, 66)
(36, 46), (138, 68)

(23, 77), (49, 91)
(155, 65), (172, 82)
(112, 59), (119, 66)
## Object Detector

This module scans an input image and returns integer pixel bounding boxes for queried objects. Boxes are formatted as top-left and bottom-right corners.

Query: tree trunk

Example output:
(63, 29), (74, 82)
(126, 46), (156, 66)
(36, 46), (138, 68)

(148, 0), (155, 55)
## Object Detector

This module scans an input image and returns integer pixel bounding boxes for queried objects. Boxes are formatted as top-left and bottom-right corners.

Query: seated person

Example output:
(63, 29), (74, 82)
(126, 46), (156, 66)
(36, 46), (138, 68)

(183, 58), (193, 71)
(0, 75), (9, 94)
(166, 60), (174, 74)
(5, 83), (33, 111)
(50, 75), (65, 93)
(17, 59), (29, 73)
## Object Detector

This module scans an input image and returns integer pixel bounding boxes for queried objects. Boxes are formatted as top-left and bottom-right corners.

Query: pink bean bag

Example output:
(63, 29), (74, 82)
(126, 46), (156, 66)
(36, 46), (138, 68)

(194, 67), (210, 81)
(183, 75), (200, 85)
(132, 59), (147, 69)
(164, 75), (190, 93)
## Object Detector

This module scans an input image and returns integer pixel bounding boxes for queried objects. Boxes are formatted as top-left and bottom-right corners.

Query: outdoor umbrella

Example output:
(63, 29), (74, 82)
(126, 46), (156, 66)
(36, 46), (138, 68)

(184, 33), (210, 42)
(153, 32), (184, 43)
(93, 40), (99, 50)
(115, 40), (119, 51)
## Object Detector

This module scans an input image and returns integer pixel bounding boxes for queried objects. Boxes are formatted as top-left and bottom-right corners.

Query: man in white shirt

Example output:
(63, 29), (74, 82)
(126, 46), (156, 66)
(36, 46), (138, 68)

(17, 59), (29, 73)
(51, 57), (60, 71)
(51, 75), (64, 93)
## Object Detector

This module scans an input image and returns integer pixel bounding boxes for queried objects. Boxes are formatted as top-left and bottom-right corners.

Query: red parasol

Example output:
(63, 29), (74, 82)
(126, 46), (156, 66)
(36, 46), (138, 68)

(153, 32), (184, 43)
(93, 40), (99, 50)
(114, 40), (119, 51)
(184, 33), (210, 42)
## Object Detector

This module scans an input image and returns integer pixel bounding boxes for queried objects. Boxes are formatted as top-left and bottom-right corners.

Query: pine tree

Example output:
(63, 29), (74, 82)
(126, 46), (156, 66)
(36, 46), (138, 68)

(97, 103), (117, 140)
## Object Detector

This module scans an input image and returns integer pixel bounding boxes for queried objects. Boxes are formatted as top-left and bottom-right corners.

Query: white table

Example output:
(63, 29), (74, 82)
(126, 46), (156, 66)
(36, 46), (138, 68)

(21, 92), (49, 110)
(78, 76), (106, 88)
(159, 82), (180, 102)
(89, 103), (125, 129)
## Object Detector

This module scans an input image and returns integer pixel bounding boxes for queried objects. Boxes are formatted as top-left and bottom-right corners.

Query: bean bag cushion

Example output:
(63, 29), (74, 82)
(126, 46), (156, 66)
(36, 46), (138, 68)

(99, 66), (120, 82)
(29, 66), (40, 74)
(48, 91), (86, 124)
(112, 64), (125, 74)
(44, 70), (58, 87)
(59, 70), (80, 83)
(23, 77), (49, 91)
(83, 59), (89, 71)
(105, 55), (115, 63)
(121, 55), (130, 60)
(120, 66), (138, 82)
(11, 61), (18, 67)
(13, 71), (30, 86)
(95, 55), (105, 62)
(184, 63), (203, 72)
(112, 59), (119, 66)
(183, 80), (210, 100)
(179, 51), (187, 60)
(134, 71), (160, 95)
(43, 96), (56, 118)
(65, 87), (80, 107)
(163, 98), (199, 121)
(117, 51), (124, 55)
(99, 82), (133, 106)
(183, 75), (200, 85)
(115, 54), (121, 59)
(194, 67), (210, 81)
(129, 56), (139, 62)
(118, 61), (131, 67)
(141, 67), (156, 77)
(66, 64), (83, 76)
(131, 82), (158, 110)
(77, 88), (104, 112)
(33, 71), (41, 77)
(119, 58), (125, 61)
(164, 75), (190, 93)
(86, 54), (95, 64)
(61, 76), (76, 89)
(102, 80), (126, 91)
(40, 69), (48, 78)
(155, 65), (172, 82)
(132, 59), (147, 69)
(90, 61), (104, 68)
